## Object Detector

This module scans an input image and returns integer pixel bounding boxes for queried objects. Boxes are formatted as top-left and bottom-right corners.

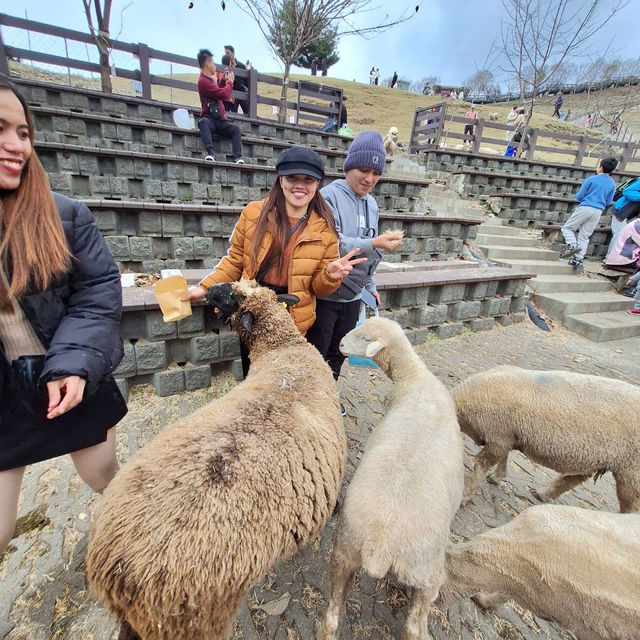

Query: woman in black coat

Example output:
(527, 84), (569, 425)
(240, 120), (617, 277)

(0, 79), (126, 555)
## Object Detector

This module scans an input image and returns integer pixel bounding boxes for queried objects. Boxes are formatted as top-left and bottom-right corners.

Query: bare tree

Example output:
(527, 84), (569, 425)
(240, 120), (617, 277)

(81, 0), (133, 94)
(82, 0), (114, 93)
(232, 0), (419, 123)
(498, 0), (630, 154)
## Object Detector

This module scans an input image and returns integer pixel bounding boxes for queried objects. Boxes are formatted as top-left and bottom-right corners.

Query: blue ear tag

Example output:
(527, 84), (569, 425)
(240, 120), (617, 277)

(347, 303), (379, 369)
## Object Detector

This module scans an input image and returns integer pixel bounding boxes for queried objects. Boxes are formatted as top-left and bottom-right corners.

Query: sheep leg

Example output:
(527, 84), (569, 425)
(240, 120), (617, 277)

(535, 473), (590, 502)
(403, 584), (439, 640)
(117, 621), (141, 640)
(462, 445), (509, 504)
(487, 454), (509, 484)
(317, 528), (360, 640)
(613, 471), (640, 513)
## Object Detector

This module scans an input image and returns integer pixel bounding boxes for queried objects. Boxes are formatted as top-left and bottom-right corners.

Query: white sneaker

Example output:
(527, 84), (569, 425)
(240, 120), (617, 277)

(204, 154), (215, 162)
(234, 158), (245, 164)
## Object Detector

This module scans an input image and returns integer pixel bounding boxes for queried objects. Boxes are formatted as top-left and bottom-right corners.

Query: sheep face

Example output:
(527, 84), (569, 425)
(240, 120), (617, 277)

(206, 280), (301, 349)
(339, 317), (404, 369)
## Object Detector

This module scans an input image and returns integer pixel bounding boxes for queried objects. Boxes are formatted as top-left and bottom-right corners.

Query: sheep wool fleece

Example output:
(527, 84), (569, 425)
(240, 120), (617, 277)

(86, 283), (346, 640)
(199, 200), (340, 334)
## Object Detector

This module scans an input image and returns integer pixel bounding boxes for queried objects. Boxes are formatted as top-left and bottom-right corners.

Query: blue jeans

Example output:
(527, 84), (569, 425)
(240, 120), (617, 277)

(198, 116), (243, 160)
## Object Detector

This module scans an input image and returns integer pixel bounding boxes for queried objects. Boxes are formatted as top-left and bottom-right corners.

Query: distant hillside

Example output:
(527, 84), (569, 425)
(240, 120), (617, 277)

(10, 60), (640, 149)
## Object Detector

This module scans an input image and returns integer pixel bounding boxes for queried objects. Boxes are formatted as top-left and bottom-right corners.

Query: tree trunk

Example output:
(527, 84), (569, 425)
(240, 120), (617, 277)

(98, 45), (112, 94)
(278, 62), (291, 125)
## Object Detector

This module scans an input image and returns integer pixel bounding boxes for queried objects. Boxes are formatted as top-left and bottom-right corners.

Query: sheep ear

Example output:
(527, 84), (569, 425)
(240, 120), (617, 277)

(276, 294), (300, 308)
(365, 340), (384, 358)
(240, 311), (254, 332)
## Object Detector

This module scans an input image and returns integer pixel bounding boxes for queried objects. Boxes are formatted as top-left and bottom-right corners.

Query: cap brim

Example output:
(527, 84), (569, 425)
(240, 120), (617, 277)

(277, 166), (323, 180)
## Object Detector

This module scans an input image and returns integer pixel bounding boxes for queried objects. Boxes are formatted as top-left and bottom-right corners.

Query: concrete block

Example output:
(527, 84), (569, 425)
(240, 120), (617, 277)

(48, 173), (74, 194)
(114, 377), (130, 403)
(448, 300), (482, 321)
(219, 331), (241, 359)
(511, 311), (526, 323)
(189, 333), (220, 364)
(143, 180), (162, 199)
(139, 211), (162, 236)
(230, 358), (244, 381)
(510, 296), (526, 312)
(411, 327), (429, 344)
(481, 297), (511, 316)
(430, 284), (465, 304)
(113, 343), (136, 377)
(433, 322), (463, 339)
(129, 236), (154, 260)
(496, 314), (514, 326)
(467, 317), (494, 332)
(140, 259), (166, 272)
(170, 237), (195, 260)
(94, 210), (118, 233)
(105, 236), (130, 260)
(164, 259), (187, 269)
(162, 213), (185, 237)
(135, 341), (167, 373)
(184, 364), (212, 391)
(145, 310), (178, 341)
(177, 307), (205, 338)
(193, 236), (214, 259)
(152, 369), (186, 397)
(464, 282), (488, 300)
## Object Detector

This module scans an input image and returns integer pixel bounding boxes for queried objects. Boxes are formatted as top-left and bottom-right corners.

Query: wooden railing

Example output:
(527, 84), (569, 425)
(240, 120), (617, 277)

(409, 103), (640, 172)
(0, 12), (341, 128)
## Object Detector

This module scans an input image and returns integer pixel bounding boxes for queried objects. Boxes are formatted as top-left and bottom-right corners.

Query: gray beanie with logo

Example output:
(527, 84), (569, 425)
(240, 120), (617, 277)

(343, 130), (386, 173)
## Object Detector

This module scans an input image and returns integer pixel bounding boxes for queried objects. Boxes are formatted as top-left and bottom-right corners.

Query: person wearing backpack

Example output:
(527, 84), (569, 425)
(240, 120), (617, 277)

(305, 131), (403, 415)
(560, 156), (618, 270)
(605, 176), (640, 260)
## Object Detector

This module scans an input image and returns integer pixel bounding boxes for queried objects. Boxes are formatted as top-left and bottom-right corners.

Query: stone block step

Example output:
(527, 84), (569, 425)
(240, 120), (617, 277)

(527, 274), (613, 294)
(492, 259), (577, 275)
(479, 245), (559, 260)
(478, 222), (524, 236)
(476, 234), (539, 247)
(565, 311), (640, 342)
(532, 291), (633, 320)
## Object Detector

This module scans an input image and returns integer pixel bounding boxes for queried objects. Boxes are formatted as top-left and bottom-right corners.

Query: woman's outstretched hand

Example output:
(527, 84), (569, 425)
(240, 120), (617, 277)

(46, 376), (86, 419)
(327, 247), (367, 280)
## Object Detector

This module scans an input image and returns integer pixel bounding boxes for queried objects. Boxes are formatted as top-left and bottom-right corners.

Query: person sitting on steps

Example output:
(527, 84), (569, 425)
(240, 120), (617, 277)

(196, 48), (244, 164)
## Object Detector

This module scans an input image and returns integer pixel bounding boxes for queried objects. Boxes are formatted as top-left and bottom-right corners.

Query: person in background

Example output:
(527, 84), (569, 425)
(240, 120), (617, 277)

(223, 45), (248, 114)
(374, 68), (380, 85)
(306, 132), (404, 416)
(506, 105), (518, 140)
(605, 176), (640, 259)
(311, 57), (318, 76)
(0, 79), (127, 557)
(624, 268), (640, 316)
(553, 92), (563, 118)
(464, 104), (479, 140)
(560, 156), (618, 271)
(182, 146), (365, 377)
(196, 48), (244, 164)
(369, 67), (375, 85)
(338, 95), (348, 128)
(390, 71), (398, 89)
(245, 60), (252, 70)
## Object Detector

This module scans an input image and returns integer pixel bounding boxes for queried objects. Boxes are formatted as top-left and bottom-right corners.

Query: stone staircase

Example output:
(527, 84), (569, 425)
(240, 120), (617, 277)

(477, 218), (640, 341)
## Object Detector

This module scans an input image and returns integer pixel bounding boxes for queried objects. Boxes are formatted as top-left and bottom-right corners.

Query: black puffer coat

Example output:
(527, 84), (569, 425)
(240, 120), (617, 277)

(2, 193), (123, 390)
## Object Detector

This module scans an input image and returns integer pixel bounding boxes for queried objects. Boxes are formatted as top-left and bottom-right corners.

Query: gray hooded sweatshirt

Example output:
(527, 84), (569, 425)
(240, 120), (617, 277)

(319, 178), (382, 302)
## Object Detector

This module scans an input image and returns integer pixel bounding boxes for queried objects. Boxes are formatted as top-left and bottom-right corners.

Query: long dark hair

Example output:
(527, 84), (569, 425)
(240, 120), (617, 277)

(0, 78), (71, 310)
(248, 177), (337, 278)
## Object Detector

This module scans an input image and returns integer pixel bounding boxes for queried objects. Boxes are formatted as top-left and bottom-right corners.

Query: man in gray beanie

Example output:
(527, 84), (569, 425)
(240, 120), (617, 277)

(306, 130), (403, 415)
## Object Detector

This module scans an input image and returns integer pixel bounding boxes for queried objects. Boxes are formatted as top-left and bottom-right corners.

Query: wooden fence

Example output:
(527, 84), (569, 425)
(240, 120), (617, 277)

(0, 12), (341, 128)
(409, 103), (640, 172)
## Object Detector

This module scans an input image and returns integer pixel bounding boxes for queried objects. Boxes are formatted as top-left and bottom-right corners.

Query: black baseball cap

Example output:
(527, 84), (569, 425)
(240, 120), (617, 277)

(276, 146), (324, 180)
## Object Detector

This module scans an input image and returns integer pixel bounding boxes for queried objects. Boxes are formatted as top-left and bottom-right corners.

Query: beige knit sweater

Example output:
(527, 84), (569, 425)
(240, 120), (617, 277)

(0, 205), (45, 362)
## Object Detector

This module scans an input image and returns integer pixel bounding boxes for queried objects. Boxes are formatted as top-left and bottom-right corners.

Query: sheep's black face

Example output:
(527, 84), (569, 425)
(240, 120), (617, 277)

(205, 283), (242, 324)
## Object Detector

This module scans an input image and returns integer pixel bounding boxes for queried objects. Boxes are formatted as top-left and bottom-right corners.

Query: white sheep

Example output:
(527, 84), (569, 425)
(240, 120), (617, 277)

(436, 504), (640, 640)
(488, 112), (500, 121)
(86, 281), (346, 640)
(453, 365), (640, 512)
(318, 317), (464, 640)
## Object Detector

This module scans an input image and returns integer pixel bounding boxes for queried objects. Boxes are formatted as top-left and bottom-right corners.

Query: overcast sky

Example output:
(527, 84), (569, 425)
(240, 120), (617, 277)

(4, 0), (640, 87)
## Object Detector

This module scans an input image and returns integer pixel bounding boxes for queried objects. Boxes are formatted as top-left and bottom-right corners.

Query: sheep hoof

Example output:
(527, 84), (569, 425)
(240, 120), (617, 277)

(487, 474), (504, 485)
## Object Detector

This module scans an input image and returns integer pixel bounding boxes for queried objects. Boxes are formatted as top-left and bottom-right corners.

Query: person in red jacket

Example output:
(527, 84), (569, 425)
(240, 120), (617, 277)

(196, 48), (244, 164)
